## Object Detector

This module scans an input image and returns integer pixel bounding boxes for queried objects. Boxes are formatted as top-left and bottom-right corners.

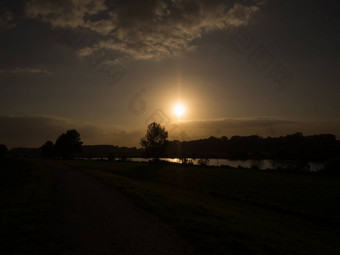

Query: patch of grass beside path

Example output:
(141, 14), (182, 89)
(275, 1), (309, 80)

(0, 158), (54, 254)
(65, 160), (340, 255)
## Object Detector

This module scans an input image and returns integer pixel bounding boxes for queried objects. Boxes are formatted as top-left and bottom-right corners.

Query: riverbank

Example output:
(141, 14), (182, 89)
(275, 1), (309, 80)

(65, 160), (340, 254)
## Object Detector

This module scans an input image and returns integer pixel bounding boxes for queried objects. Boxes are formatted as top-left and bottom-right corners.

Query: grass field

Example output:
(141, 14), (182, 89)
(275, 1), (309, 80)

(1, 158), (339, 254)
(65, 160), (340, 255)
(0, 158), (55, 254)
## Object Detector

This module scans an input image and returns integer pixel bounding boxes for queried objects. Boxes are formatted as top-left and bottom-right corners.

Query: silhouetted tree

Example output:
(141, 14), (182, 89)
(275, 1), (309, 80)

(55, 129), (83, 159)
(41, 140), (55, 158)
(0, 144), (8, 158)
(140, 122), (168, 160)
(108, 153), (116, 161)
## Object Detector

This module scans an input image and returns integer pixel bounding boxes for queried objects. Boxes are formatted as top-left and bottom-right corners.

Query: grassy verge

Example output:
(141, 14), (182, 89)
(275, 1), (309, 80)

(65, 160), (340, 254)
(0, 158), (54, 254)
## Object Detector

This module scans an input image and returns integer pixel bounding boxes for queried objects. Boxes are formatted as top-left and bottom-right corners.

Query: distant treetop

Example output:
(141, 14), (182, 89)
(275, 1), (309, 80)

(55, 129), (83, 159)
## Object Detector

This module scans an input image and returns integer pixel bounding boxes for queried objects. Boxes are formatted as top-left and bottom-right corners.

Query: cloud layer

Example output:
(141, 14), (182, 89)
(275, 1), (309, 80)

(25, 0), (260, 60)
(0, 116), (142, 148)
(25, 0), (107, 30)
(0, 67), (50, 75)
(167, 117), (340, 140)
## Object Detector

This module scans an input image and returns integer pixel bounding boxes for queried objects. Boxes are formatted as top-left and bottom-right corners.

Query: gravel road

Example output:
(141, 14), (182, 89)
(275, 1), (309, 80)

(42, 160), (193, 255)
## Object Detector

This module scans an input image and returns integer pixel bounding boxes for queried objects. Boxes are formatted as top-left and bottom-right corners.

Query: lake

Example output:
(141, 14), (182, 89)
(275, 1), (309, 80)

(132, 158), (324, 171)
(78, 157), (325, 172)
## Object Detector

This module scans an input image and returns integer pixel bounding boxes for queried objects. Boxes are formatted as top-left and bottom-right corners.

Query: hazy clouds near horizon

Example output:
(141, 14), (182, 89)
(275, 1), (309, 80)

(1, 116), (339, 149)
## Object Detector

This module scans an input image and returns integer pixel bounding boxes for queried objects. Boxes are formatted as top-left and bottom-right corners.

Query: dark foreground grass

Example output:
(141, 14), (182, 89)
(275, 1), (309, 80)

(65, 160), (340, 255)
(0, 158), (54, 254)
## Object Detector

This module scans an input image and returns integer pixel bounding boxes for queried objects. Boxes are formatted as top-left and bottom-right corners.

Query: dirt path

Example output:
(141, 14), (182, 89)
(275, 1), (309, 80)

(42, 160), (193, 255)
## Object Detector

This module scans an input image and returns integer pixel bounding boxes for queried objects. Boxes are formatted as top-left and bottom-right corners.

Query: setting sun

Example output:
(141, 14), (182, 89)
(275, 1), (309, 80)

(173, 103), (185, 117)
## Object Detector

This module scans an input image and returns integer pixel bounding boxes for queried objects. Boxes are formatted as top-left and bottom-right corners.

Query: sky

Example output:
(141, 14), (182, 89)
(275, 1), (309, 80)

(0, 0), (339, 148)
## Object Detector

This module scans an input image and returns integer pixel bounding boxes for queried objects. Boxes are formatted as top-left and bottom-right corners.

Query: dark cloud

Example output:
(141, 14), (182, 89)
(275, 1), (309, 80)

(25, 0), (107, 31)
(0, 9), (16, 31)
(25, 0), (261, 60)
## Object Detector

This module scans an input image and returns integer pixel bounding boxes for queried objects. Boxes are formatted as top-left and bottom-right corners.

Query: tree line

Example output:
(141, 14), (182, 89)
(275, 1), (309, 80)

(164, 133), (339, 160)
(2, 123), (340, 162)
(41, 129), (83, 159)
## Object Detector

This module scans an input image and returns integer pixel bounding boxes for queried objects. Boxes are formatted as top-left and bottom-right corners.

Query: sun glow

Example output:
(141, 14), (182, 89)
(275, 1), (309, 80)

(173, 103), (185, 117)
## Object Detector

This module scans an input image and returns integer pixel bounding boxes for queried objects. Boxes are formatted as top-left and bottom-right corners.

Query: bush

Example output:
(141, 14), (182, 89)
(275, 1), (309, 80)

(108, 153), (116, 161)
(55, 129), (82, 159)
(0, 144), (8, 158)
(41, 141), (55, 158)
(324, 156), (340, 175)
